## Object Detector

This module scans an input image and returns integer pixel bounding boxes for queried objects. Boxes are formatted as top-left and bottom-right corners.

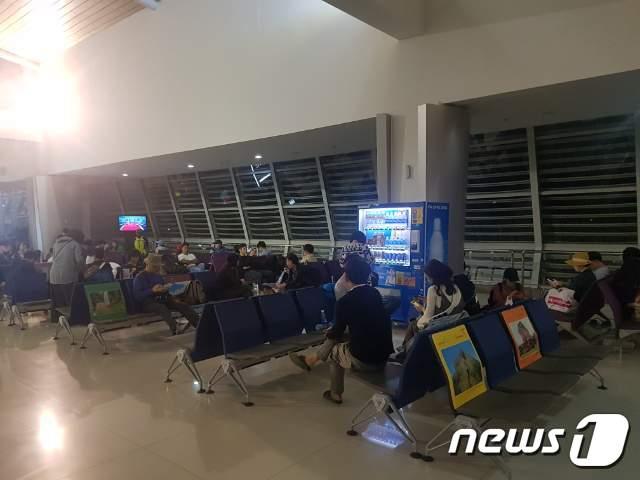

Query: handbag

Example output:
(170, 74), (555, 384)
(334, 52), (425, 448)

(545, 287), (576, 313)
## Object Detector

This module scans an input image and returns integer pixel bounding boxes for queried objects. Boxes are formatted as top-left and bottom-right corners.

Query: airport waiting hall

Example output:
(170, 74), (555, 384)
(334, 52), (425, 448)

(1, 1), (640, 479)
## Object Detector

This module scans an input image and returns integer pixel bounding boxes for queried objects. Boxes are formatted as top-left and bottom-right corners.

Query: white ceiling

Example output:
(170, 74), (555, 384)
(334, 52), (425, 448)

(324, 0), (620, 39)
(61, 118), (377, 179)
(0, 0), (144, 65)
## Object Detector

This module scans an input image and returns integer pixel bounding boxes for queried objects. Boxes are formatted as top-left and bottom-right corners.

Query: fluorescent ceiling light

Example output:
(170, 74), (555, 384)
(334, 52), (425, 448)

(121, 173), (128, 177)
(187, 164), (195, 168)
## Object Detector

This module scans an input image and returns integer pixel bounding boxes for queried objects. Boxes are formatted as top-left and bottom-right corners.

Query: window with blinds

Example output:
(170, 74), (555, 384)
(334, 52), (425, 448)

(117, 179), (147, 213)
(244, 208), (284, 240)
(541, 191), (637, 244)
(275, 158), (331, 242)
(321, 151), (377, 241)
(285, 207), (330, 240)
(536, 115), (636, 191)
(179, 211), (210, 240)
(87, 149), (377, 246)
(274, 158), (324, 206)
(199, 169), (237, 209)
(465, 197), (535, 243)
(169, 173), (205, 210)
(143, 178), (173, 212)
(329, 205), (359, 241)
(467, 129), (531, 195)
(153, 211), (180, 237)
(234, 165), (278, 208)
(465, 129), (534, 243)
(210, 210), (245, 240)
(536, 115), (637, 245)
(320, 151), (377, 205)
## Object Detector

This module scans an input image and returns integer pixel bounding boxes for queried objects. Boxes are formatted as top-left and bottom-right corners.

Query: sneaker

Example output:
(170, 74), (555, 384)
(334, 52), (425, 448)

(177, 323), (192, 335)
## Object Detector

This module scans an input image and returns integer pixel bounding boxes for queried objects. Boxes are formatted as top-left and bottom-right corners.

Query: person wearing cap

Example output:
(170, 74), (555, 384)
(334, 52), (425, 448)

(133, 254), (199, 335)
(487, 267), (527, 309)
(548, 252), (597, 303)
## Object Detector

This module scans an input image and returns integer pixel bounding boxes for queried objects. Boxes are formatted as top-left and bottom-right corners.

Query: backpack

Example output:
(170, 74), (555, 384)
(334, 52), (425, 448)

(85, 262), (115, 284)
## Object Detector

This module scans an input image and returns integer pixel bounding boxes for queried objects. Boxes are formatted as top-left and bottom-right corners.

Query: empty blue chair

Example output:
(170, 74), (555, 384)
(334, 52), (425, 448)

(258, 293), (324, 348)
(257, 293), (302, 341)
(165, 302), (225, 392)
(293, 287), (329, 332)
(68, 283), (91, 326)
(466, 313), (579, 395)
(120, 279), (143, 314)
(209, 298), (295, 405)
(497, 306), (602, 380)
(192, 271), (217, 301)
(348, 330), (444, 460)
(214, 298), (265, 355)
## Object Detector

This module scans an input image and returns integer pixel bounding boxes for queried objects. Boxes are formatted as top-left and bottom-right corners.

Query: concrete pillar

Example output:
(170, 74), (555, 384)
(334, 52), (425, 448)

(32, 176), (89, 252)
(418, 104), (469, 274)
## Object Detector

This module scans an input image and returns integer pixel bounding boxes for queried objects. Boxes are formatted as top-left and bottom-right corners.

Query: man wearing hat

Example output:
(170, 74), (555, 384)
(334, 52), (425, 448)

(133, 254), (199, 335)
(548, 252), (598, 303)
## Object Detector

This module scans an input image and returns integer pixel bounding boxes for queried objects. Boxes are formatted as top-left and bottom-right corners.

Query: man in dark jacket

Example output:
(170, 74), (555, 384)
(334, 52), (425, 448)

(133, 254), (199, 335)
(289, 255), (393, 403)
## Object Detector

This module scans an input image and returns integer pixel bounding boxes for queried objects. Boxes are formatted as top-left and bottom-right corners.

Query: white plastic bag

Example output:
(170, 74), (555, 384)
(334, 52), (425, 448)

(545, 287), (576, 313)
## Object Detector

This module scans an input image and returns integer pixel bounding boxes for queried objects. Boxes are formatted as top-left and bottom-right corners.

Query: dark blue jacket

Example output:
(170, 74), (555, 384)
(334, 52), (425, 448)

(133, 271), (164, 303)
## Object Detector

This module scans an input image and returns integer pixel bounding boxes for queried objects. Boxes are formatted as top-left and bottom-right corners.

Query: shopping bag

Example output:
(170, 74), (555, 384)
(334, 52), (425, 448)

(545, 287), (576, 313)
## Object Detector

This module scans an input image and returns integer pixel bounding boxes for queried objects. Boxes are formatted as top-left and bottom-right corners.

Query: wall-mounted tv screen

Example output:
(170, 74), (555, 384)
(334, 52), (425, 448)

(118, 215), (148, 232)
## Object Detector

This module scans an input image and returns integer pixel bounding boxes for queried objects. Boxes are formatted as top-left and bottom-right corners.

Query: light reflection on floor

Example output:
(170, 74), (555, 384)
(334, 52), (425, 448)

(38, 409), (64, 451)
(361, 419), (407, 449)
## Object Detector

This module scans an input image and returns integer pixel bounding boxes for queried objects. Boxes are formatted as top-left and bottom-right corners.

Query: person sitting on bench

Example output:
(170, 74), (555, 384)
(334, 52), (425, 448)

(487, 267), (526, 309)
(273, 253), (320, 292)
(133, 254), (199, 335)
(289, 255), (393, 404)
(217, 254), (253, 300)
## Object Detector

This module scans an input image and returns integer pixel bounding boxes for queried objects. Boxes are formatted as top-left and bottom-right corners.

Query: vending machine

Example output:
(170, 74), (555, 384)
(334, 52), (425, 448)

(358, 202), (449, 323)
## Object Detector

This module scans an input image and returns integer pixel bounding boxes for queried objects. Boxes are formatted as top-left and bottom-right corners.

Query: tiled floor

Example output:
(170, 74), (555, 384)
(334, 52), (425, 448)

(0, 314), (637, 480)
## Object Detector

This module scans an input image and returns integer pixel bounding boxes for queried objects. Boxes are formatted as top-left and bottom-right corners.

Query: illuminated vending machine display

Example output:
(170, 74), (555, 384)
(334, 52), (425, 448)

(358, 207), (412, 267)
(359, 203), (427, 323)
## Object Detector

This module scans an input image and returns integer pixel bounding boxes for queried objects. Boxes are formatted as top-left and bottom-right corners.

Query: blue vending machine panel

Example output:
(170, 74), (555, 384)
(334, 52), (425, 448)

(359, 203), (426, 323)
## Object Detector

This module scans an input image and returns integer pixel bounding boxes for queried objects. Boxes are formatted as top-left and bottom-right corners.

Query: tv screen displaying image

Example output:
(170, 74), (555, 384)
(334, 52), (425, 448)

(118, 215), (147, 232)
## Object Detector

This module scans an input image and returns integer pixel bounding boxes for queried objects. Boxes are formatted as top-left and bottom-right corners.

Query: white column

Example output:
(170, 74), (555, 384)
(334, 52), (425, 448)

(32, 176), (88, 252)
(418, 104), (469, 274)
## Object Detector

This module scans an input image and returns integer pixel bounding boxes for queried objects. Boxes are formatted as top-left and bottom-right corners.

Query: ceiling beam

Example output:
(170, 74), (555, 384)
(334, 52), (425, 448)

(323, 0), (427, 39)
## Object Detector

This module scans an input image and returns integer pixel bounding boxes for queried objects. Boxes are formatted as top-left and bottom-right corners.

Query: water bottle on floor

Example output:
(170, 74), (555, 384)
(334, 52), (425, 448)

(316, 309), (328, 331)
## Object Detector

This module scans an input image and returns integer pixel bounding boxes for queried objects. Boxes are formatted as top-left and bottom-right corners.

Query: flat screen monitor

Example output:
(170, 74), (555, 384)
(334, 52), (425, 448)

(118, 215), (147, 232)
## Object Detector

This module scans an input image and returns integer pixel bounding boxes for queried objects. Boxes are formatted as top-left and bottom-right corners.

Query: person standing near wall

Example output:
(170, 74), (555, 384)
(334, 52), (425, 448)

(49, 230), (85, 322)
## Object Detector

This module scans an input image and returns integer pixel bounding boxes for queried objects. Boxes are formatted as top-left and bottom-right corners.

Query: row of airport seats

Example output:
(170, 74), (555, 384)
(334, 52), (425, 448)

(164, 287), (330, 406)
(1, 267), (52, 330)
(551, 275), (640, 359)
(345, 299), (608, 470)
(52, 271), (219, 354)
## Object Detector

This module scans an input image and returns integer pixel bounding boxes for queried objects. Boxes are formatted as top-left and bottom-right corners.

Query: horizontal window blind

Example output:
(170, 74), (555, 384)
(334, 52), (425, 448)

(285, 207), (330, 240)
(169, 173), (204, 210)
(468, 129), (531, 195)
(541, 191), (637, 244)
(117, 179), (147, 212)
